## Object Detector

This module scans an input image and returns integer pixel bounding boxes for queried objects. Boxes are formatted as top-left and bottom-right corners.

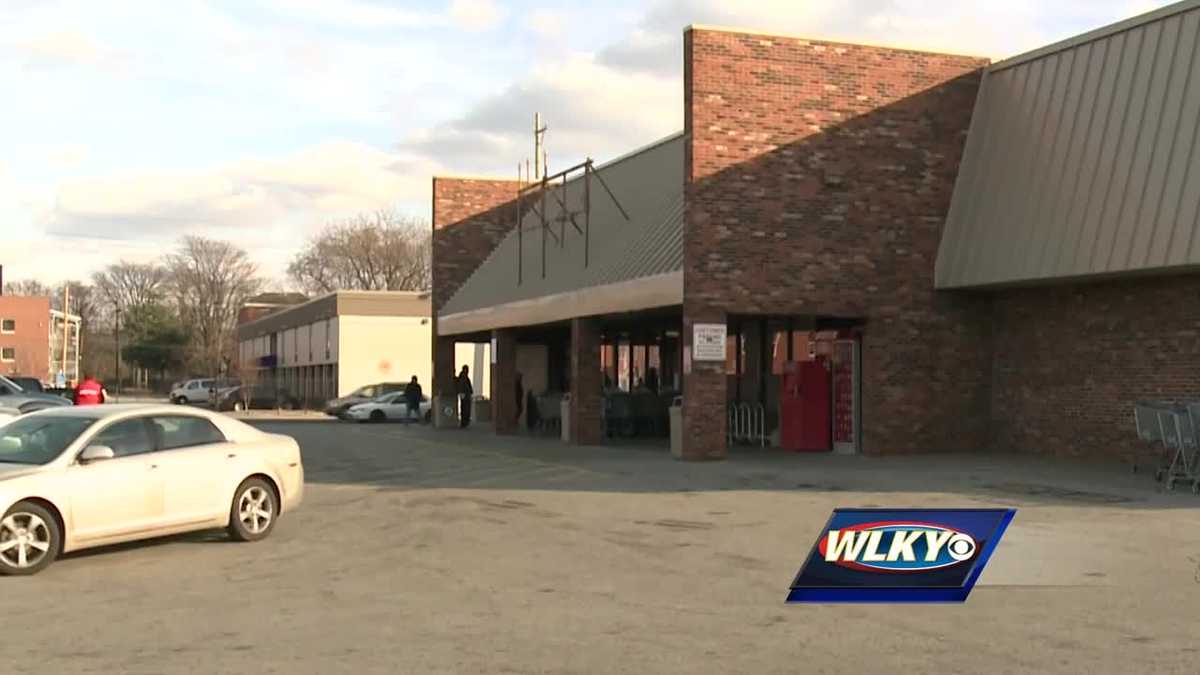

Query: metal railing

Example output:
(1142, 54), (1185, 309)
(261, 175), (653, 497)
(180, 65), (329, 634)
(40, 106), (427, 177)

(728, 402), (766, 448)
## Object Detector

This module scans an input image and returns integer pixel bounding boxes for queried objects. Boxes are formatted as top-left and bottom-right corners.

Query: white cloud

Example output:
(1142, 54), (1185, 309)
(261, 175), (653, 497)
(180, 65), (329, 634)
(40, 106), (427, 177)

(39, 142), (439, 243)
(254, 0), (444, 29)
(449, 0), (504, 32)
(403, 54), (681, 174)
(528, 9), (567, 40)
(46, 144), (89, 170)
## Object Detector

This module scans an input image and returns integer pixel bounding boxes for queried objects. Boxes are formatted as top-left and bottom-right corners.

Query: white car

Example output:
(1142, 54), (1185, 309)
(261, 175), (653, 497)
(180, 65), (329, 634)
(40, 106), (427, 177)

(170, 378), (216, 405)
(344, 392), (431, 423)
(0, 404), (304, 575)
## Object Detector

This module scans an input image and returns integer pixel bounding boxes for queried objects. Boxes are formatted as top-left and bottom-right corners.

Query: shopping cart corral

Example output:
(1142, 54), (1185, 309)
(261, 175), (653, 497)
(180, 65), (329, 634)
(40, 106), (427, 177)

(1133, 400), (1200, 493)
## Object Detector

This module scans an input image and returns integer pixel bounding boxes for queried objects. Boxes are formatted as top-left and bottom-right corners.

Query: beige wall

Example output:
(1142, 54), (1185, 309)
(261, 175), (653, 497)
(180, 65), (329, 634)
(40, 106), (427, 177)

(237, 313), (490, 399)
(336, 315), (430, 396)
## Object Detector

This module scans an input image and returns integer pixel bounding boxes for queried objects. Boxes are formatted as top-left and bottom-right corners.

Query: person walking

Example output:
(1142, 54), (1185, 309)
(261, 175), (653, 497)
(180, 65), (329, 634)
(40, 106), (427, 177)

(404, 376), (423, 423)
(72, 374), (107, 406)
(456, 365), (473, 428)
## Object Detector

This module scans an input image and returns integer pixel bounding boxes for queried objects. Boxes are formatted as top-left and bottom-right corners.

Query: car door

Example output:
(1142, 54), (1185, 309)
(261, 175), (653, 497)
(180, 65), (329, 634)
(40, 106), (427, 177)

(66, 417), (166, 542)
(149, 415), (233, 525)
(381, 393), (405, 419)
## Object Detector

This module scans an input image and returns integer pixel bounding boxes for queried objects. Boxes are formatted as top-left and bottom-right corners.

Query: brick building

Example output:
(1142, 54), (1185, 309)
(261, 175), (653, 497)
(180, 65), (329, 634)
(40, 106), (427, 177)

(0, 296), (81, 385)
(431, 2), (1200, 461)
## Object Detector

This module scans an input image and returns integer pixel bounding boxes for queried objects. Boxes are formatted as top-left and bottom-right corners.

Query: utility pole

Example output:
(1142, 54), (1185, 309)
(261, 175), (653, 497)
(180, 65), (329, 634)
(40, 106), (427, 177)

(114, 301), (121, 401)
(61, 285), (70, 385)
(534, 113), (547, 180)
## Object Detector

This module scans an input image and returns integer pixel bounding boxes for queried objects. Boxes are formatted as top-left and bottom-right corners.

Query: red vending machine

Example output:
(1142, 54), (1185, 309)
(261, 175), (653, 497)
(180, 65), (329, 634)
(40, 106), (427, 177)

(779, 359), (832, 452)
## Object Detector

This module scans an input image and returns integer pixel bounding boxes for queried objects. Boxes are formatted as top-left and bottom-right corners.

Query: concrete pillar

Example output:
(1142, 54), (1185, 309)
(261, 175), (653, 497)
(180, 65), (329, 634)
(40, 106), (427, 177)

(491, 329), (518, 435)
(681, 311), (727, 460)
(570, 317), (603, 445)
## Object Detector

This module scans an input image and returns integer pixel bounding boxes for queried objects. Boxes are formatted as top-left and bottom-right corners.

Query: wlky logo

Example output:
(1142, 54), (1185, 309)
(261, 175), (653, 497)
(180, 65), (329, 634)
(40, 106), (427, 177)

(787, 509), (1015, 603)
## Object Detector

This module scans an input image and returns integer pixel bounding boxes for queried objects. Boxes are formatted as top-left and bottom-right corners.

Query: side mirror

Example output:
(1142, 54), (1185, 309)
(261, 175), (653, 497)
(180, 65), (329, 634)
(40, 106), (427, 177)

(79, 445), (115, 463)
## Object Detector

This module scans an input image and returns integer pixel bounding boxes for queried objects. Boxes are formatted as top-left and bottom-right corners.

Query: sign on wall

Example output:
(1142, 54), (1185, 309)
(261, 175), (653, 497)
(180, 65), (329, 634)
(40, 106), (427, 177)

(692, 323), (727, 361)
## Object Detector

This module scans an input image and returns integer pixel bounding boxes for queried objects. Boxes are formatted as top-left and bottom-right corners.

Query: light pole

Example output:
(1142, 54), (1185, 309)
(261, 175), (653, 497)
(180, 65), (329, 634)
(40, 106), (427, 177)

(113, 300), (121, 402)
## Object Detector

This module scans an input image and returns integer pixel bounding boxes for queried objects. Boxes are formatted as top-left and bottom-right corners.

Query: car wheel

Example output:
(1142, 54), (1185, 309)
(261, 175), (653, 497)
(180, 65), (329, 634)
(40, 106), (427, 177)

(423, 409), (432, 424)
(227, 478), (278, 542)
(173, 396), (186, 405)
(232, 400), (246, 412)
(0, 501), (61, 576)
(370, 409), (385, 423)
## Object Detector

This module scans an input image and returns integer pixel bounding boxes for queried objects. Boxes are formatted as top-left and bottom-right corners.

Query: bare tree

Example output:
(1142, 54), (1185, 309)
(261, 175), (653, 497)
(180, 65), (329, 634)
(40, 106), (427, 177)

(167, 237), (261, 374)
(287, 210), (431, 294)
(91, 261), (169, 316)
(2, 279), (52, 297)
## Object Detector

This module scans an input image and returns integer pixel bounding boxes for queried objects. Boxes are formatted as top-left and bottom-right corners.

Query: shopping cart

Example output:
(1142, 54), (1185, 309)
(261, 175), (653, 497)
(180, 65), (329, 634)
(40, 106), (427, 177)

(1134, 400), (1200, 492)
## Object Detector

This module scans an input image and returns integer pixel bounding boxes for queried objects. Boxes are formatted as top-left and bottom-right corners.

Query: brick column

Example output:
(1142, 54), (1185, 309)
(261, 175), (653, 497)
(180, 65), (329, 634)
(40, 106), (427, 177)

(433, 333), (456, 398)
(430, 333), (457, 428)
(570, 317), (603, 445)
(491, 329), (517, 435)
(681, 311), (727, 460)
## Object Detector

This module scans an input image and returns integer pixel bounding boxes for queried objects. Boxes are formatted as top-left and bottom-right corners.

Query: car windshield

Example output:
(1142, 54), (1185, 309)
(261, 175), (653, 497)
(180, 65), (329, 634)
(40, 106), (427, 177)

(0, 375), (25, 393)
(355, 386), (378, 398)
(0, 416), (97, 465)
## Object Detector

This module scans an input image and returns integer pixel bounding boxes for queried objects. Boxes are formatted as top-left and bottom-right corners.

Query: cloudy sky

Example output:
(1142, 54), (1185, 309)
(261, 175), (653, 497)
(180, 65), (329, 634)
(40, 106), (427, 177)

(0, 0), (1171, 289)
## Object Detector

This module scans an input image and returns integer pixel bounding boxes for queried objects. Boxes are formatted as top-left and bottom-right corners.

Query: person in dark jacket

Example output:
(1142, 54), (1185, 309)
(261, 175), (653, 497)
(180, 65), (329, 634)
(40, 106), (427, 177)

(404, 376), (423, 422)
(456, 365), (473, 428)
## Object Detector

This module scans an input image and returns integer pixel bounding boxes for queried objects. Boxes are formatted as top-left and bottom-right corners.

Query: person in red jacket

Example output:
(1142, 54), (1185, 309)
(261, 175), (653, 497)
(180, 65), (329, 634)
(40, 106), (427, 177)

(72, 374), (107, 406)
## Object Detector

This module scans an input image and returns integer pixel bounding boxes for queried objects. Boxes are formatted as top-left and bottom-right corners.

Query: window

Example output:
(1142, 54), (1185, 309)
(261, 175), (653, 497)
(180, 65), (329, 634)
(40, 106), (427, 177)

(0, 319), (13, 333)
(152, 416), (226, 450)
(88, 419), (155, 458)
(1, 347), (14, 362)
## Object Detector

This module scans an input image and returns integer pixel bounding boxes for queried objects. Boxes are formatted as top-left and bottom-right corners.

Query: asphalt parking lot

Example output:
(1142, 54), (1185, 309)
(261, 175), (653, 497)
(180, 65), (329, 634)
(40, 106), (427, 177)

(8, 419), (1200, 674)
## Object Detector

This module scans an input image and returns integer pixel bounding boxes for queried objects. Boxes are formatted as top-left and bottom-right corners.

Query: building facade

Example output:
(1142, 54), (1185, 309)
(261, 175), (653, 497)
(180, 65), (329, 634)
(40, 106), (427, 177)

(431, 1), (1200, 461)
(0, 296), (82, 385)
(238, 290), (489, 407)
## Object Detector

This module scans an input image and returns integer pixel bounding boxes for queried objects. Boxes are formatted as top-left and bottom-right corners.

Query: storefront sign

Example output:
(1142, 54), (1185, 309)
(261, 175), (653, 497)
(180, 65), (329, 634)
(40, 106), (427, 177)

(692, 323), (726, 361)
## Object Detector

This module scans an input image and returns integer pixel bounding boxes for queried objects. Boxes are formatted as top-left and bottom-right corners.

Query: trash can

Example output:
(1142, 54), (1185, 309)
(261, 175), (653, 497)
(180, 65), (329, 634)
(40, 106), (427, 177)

(473, 397), (492, 424)
(669, 396), (683, 458)
(560, 394), (571, 442)
(434, 394), (459, 429)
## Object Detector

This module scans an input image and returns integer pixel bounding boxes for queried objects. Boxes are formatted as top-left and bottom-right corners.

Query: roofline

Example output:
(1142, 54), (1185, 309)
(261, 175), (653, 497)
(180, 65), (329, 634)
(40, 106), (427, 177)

(590, 131), (686, 175)
(988, 0), (1200, 73)
(684, 24), (993, 62)
(432, 132), (687, 189)
(237, 289), (431, 331)
(432, 174), (521, 183)
(437, 271), (682, 335)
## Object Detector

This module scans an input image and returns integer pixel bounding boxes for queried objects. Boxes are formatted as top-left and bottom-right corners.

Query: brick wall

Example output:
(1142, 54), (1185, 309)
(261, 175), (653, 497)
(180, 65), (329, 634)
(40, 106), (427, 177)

(992, 274), (1200, 460)
(431, 177), (518, 395)
(684, 27), (992, 455)
(0, 296), (51, 382)
(431, 177), (519, 313)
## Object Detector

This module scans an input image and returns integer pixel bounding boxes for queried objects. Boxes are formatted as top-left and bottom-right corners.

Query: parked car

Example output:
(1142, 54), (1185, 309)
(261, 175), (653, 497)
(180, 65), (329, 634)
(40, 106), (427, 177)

(0, 375), (74, 414)
(170, 378), (216, 405)
(7, 377), (43, 393)
(214, 385), (302, 412)
(323, 382), (407, 417)
(342, 392), (432, 423)
(0, 404), (304, 575)
(206, 378), (243, 407)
